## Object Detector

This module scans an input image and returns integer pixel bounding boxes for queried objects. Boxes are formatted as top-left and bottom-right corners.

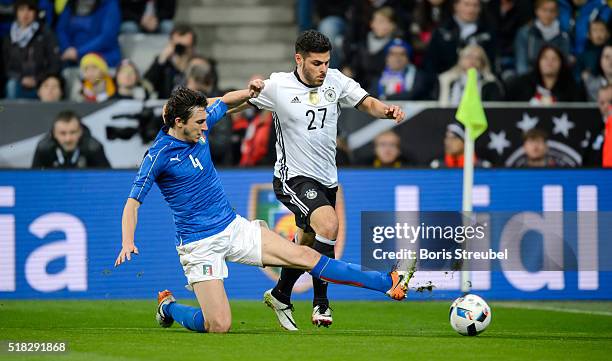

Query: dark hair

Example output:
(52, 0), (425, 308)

(38, 74), (65, 96)
(535, 45), (571, 86)
(164, 87), (207, 128)
(534, 0), (556, 10)
(413, 0), (452, 31)
(590, 19), (608, 30)
(187, 55), (217, 87)
(170, 24), (197, 46)
(295, 30), (332, 57)
(54, 110), (81, 125)
(523, 128), (548, 142)
(14, 0), (38, 14)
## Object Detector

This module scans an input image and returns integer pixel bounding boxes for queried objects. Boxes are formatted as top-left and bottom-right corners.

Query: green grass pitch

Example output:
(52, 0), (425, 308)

(1, 300), (611, 361)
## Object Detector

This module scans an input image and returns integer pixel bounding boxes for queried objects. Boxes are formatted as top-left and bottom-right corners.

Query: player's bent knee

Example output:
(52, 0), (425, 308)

(206, 318), (231, 333)
(315, 219), (338, 240)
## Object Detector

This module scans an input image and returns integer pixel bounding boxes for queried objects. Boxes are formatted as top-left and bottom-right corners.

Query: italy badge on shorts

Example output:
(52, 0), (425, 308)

(202, 265), (213, 276)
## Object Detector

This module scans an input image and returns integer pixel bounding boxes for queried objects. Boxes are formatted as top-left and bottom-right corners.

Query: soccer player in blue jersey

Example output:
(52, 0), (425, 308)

(114, 85), (413, 333)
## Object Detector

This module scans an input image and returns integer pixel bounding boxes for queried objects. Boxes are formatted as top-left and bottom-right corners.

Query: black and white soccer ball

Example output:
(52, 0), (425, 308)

(449, 294), (492, 336)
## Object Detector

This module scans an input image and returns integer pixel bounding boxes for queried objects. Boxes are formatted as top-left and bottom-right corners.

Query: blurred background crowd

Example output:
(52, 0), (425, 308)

(1, 0), (612, 169)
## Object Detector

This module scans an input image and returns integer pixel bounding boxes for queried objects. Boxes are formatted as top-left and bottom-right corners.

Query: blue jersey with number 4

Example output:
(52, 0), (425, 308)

(128, 100), (236, 246)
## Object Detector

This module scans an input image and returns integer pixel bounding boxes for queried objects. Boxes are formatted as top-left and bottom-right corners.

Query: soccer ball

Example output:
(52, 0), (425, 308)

(449, 294), (492, 336)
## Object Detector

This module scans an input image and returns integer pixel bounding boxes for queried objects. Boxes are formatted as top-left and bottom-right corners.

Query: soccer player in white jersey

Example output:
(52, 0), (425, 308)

(248, 30), (406, 330)
(114, 86), (413, 334)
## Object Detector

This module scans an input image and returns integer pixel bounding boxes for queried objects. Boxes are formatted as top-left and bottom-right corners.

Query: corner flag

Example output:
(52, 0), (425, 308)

(455, 67), (488, 294)
(455, 68), (488, 140)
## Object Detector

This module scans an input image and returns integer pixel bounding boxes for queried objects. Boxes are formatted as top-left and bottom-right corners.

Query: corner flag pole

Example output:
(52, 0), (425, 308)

(461, 127), (474, 293)
(455, 68), (488, 294)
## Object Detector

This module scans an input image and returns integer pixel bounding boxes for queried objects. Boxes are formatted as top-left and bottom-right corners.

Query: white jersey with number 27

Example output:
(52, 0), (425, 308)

(248, 69), (368, 187)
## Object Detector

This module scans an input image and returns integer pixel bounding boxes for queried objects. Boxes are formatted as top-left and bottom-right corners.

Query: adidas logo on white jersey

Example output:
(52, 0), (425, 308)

(290, 96), (301, 103)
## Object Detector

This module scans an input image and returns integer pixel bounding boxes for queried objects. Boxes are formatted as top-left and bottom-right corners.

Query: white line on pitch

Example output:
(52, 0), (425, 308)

(496, 303), (612, 316)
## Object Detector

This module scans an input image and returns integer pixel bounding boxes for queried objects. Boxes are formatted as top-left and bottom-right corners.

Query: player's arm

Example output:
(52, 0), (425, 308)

(207, 78), (265, 112)
(357, 96), (405, 123)
(115, 198), (141, 267)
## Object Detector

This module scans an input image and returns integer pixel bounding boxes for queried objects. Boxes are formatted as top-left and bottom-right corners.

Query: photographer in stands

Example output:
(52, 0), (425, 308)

(144, 24), (196, 98)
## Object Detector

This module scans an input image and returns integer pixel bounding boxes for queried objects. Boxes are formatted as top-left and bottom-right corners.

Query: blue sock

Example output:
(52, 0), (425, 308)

(309, 256), (393, 294)
(163, 302), (206, 333)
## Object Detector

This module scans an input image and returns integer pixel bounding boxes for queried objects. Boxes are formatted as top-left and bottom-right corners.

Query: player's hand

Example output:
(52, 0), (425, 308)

(114, 242), (139, 267)
(384, 104), (405, 123)
(248, 79), (265, 98)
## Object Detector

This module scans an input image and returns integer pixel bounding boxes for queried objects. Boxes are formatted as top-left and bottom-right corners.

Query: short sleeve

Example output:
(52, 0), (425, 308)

(338, 72), (369, 108)
(247, 78), (276, 111)
(128, 148), (166, 203)
(205, 99), (229, 129)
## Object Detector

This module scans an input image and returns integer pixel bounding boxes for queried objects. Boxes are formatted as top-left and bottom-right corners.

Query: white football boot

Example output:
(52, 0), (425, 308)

(311, 304), (333, 327)
(263, 289), (298, 331)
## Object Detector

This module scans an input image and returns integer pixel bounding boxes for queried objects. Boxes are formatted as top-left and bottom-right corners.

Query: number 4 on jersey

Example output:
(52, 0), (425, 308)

(189, 154), (203, 170)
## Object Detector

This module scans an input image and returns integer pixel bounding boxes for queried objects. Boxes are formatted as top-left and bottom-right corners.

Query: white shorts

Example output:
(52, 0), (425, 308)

(176, 215), (265, 289)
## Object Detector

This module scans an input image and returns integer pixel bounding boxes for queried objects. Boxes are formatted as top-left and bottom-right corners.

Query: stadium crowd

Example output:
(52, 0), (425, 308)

(1, 0), (611, 168)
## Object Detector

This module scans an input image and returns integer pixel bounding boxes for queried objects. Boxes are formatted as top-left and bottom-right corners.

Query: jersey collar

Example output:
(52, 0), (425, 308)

(293, 68), (319, 89)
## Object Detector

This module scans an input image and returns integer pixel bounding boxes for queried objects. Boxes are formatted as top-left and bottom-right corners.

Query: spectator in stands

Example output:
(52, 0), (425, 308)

(2, 0), (60, 99)
(71, 52), (116, 102)
(32, 110), (110, 168)
(600, 84), (612, 167)
(56, 0), (121, 67)
(373, 130), (405, 168)
(589, 84), (612, 166)
(344, 6), (400, 90)
(37, 74), (64, 101)
(144, 24), (196, 99)
(486, 0), (532, 79)
(184, 55), (222, 97)
(598, 83), (612, 116)
(505, 45), (586, 104)
(373, 38), (432, 100)
(514, 0), (571, 76)
(430, 123), (490, 168)
(112, 58), (153, 100)
(520, 128), (556, 167)
(237, 107), (274, 167)
(437, 44), (503, 106)
(0, 0), (54, 31)
(343, 0), (412, 53)
(120, 0), (176, 34)
(424, 0), (496, 76)
(582, 42), (612, 102)
(313, 0), (351, 69)
(410, 0), (452, 66)
(576, 20), (609, 81)
(558, 0), (611, 55)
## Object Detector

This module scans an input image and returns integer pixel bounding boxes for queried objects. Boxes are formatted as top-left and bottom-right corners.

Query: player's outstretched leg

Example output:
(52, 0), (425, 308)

(261, 228), (415, 300)
(156, 290), (205, 332)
